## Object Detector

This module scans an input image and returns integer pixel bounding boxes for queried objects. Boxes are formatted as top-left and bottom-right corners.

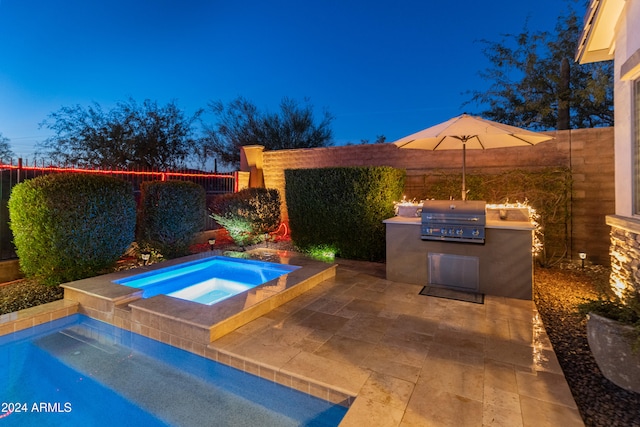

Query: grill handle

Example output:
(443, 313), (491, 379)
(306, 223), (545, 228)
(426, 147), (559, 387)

(423, 215), (481, 222)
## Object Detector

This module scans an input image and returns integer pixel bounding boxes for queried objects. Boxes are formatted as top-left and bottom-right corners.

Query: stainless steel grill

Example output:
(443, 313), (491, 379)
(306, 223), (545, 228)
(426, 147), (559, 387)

(421, 200), (486, 244)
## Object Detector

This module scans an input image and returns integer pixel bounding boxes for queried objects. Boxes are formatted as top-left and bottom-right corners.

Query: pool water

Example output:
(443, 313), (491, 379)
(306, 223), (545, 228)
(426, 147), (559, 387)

(0, 315), (347, 427)
(114, 256), (300, 305)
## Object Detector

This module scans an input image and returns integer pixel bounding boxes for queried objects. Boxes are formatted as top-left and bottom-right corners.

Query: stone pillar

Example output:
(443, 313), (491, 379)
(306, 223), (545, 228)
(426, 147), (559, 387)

(240, 145), (265, 188)
(236, 171), (250, 191)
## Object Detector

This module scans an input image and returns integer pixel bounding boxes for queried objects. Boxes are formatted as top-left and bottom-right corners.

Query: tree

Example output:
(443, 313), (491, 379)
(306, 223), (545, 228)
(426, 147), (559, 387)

(38, 98), (203, 169)
(0, 133), (15, 162)
(467, 9), (613, 130)
(360, 135), (387, 144)
(202, 97), (334, 168)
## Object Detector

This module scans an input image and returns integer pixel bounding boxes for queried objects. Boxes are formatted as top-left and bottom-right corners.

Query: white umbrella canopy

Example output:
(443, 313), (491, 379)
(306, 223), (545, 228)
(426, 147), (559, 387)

(393, 114), (553, 200)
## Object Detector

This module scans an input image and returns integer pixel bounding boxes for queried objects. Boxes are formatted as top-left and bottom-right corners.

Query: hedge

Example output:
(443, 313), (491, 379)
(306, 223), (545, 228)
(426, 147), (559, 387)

(137, 180), (206, 259)
(8, 173), (136, 285)
(285, 166), (405, 261)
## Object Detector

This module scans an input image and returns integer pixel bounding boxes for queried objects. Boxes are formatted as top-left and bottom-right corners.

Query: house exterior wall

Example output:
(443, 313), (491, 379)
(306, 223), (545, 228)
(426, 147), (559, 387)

(612, 1), (640, 217)
(606, 0), (640, 294)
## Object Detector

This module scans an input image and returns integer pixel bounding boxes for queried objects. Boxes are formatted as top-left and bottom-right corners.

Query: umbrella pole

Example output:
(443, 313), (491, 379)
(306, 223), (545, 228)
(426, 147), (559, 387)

(462, 143), (466, 201)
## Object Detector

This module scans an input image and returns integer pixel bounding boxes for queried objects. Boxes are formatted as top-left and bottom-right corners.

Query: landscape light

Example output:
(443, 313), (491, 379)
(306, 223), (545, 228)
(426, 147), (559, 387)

(579, 252), (587, 269)
(208, 238), (216, 251)
(141, 251), (151, 265)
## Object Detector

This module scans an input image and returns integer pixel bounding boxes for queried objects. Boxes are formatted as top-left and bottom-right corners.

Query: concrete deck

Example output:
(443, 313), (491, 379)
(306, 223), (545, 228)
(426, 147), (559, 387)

(208, 258), (583, 426)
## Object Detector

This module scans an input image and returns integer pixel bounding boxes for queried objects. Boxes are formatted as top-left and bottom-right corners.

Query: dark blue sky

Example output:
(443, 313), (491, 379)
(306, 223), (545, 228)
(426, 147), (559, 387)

(0, 0), (578, 161)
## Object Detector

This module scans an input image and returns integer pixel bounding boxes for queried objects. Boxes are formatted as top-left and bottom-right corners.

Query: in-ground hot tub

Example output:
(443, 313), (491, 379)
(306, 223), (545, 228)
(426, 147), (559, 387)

(62, 249), (337, 343)
(113, 256), (300, 305)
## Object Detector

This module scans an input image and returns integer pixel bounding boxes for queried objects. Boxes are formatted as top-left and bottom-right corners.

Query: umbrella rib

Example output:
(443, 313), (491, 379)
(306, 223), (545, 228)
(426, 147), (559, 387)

(510, 135), (536, 146)
(432, 136), (447, 150)
(395, 139), (415, 148)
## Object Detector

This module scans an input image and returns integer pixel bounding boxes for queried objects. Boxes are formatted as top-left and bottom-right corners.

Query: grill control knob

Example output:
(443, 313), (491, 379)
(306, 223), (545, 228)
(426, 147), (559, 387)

(456, 229), (464, 235)
(472, 229), (480, 236)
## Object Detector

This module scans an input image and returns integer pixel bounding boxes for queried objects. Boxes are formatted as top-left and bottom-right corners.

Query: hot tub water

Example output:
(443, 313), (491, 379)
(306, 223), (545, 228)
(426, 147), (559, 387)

(114, 256), (300, 305)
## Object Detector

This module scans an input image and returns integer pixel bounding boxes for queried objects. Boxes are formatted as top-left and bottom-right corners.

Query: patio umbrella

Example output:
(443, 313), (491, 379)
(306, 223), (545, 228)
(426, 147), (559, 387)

(393, 114), (553, 200)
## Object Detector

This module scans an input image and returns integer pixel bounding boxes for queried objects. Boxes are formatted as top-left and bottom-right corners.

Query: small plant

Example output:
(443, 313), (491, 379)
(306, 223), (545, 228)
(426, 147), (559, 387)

(578, 291), (640, 351)
(209, 188), (281, 247)
(302, 244), (337, 262)
(135, 244), (164, 265)
(213, 216), (255, 247)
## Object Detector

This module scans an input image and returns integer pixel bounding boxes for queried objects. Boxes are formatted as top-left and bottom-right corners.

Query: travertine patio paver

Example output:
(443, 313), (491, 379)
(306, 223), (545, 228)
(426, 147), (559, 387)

(209, 260), (584, 426)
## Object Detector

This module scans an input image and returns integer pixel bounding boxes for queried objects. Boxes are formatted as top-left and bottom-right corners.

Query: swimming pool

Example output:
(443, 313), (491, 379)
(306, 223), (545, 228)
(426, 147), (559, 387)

(114, 256), (300, 305)
(0, 314), (347, 426)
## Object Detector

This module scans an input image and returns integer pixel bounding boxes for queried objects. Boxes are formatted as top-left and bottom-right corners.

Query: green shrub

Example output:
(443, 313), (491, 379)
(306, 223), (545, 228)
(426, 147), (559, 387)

(285, 166), (405, 261)
(209, 188), (281, 246)
(138, 180), (206, 259)
(8, 173), (136, 285)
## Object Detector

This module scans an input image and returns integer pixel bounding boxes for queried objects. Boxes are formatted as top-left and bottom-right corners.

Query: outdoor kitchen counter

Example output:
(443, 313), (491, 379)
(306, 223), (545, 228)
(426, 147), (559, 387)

(383, 216), (535, 230)
(383, 216), (535, 300)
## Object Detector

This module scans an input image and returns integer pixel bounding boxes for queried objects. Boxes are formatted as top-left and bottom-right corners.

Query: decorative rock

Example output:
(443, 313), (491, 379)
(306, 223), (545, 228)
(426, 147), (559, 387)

(609, 227), (640, 295)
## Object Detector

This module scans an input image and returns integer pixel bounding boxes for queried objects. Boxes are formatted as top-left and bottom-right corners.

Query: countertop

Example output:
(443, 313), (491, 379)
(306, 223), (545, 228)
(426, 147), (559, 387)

(383, 216), (535, 231)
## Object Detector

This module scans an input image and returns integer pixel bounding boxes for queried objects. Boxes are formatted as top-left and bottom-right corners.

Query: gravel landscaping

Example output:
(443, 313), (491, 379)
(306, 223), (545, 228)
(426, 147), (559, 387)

(534, 263), (640, 427)
(0, 279), (63, 315)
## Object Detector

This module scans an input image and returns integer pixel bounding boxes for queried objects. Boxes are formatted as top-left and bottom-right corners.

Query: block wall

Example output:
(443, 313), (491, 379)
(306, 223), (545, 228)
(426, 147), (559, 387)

(257, 128), (614, 265)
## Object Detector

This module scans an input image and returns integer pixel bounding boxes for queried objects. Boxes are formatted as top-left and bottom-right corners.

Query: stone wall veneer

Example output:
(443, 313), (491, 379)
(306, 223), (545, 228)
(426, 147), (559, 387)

(609, 226), (640, 295)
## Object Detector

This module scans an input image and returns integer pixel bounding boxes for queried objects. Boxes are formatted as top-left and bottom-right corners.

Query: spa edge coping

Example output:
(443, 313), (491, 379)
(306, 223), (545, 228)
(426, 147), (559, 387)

(60, 249), (325, 300)
(383, 215), (535, 231)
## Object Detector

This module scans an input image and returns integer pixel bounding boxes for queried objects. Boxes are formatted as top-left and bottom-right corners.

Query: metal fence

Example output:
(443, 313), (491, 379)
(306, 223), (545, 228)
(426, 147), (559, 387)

(0, 159), (237, 261)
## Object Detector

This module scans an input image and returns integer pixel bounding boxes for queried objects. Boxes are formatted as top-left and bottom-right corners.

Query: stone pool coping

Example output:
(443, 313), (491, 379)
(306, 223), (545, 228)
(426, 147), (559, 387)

(0, 299), (79, 336)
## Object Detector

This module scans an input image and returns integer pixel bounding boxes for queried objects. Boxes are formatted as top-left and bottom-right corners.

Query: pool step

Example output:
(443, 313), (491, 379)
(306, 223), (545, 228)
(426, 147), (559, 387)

(188, 289), (232, 305)
(57, 325), (120, 354)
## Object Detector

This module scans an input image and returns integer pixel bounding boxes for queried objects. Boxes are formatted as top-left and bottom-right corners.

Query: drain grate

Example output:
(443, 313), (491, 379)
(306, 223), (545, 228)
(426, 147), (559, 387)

(419, 286), (484, 304)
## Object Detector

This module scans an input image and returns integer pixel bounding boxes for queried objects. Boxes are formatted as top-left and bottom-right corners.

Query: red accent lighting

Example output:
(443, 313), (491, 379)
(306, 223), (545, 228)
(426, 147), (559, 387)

(0, 162), (235, 180)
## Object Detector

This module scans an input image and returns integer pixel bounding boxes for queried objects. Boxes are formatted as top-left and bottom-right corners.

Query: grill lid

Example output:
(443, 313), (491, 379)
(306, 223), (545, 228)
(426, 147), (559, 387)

(421, 200), (487, 243)
(421, 200), (486, 224)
